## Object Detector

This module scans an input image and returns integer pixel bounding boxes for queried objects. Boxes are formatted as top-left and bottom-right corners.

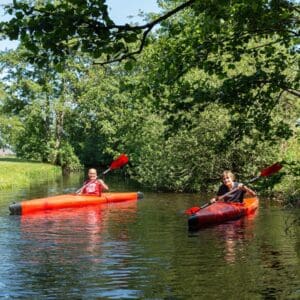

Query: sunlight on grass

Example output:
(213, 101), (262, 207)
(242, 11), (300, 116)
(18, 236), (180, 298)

(0, 157), (61, 190)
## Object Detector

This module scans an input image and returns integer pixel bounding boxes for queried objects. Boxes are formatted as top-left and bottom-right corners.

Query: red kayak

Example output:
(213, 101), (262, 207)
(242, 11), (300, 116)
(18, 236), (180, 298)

(9, 192), (143, 215)
(188, 197), (259, 230)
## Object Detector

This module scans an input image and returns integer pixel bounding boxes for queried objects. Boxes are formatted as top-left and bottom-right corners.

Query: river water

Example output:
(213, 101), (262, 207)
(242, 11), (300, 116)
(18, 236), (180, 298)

(0, 173), (299, 299)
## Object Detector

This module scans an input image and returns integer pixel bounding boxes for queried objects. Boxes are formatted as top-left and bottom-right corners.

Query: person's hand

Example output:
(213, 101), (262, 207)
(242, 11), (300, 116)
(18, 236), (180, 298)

(210, 197), (216, 204)
(238, 183), (248, 192)
(238, 183), (244, 190)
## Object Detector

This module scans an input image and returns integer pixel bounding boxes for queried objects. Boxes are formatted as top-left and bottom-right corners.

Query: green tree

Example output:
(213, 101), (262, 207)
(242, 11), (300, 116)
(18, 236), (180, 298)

(0, 82), (22, 150)
(0, 48), (83, 170)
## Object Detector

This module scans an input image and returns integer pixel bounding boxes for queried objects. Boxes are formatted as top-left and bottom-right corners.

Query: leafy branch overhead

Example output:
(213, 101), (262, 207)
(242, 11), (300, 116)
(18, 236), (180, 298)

(0, 0), (298, 67)
(0, 0), (196, 66)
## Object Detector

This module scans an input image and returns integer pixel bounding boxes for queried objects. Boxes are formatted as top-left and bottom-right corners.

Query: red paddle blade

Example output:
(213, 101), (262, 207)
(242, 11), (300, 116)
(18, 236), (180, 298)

(260, 162), (282, 177)
(184, 206), (200, 215)
(110, 154), (129, 170)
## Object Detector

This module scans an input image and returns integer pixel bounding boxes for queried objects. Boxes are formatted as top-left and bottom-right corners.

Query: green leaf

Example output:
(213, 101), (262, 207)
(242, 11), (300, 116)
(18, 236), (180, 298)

(124, 60), (134, 71)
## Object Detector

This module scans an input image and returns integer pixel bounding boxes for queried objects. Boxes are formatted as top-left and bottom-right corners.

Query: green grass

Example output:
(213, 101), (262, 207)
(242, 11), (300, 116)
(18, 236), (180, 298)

(0, 157), (61, 190)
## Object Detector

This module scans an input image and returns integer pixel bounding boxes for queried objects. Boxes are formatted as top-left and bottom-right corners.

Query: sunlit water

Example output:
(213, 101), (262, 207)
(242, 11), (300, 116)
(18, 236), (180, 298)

(0, 173), (299, 299)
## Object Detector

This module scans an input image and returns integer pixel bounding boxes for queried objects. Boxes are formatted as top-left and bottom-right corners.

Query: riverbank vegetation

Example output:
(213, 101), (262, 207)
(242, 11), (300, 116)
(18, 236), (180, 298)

(0, 1), (299, 203)
(0, 158), (61, 190)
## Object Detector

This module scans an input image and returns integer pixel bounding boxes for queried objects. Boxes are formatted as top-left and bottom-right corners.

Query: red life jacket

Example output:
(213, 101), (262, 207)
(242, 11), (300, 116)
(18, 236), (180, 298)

(81, 179), (102, 196)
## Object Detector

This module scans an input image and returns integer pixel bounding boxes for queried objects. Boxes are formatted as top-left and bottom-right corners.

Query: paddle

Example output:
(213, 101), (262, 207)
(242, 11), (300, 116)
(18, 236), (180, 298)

(185, 162), (283, 215)
(102, 153), (129, 175)
(76, 154), (129, 194)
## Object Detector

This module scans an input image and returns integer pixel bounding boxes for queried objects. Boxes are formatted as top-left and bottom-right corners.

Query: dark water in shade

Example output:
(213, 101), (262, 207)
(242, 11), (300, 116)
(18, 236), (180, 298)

(0, 173), (300, 299)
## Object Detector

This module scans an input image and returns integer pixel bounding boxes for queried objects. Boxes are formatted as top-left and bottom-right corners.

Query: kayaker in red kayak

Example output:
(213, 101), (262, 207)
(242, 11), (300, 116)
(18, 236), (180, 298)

(210, 170), (256, 204)
(78, 168), (109, 196)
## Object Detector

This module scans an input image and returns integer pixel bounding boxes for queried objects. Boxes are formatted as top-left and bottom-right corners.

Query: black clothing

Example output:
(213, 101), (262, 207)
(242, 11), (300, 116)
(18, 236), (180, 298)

(217, 182), (245, 203)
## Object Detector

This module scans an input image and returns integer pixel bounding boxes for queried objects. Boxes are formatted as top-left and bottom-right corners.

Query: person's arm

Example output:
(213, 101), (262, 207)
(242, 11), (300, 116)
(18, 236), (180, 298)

(99, 179), (109, 191)
(209, 197), (216, 204)
(210, 185), (225, 203)
(238, 184), (256, 196)
(76, 180), (88, 194)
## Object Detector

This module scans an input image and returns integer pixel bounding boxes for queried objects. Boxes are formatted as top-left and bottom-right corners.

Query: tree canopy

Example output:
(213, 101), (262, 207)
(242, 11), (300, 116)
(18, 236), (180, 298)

(0, 0), (298, 66)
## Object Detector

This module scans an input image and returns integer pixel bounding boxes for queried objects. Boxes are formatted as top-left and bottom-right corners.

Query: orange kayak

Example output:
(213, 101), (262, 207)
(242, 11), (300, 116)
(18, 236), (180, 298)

(9, 192), (143, 215)
(188, 197), (259, 230)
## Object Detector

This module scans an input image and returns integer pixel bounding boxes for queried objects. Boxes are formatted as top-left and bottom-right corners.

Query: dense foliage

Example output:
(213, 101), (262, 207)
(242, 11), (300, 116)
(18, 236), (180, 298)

(0, 1), (299, 198)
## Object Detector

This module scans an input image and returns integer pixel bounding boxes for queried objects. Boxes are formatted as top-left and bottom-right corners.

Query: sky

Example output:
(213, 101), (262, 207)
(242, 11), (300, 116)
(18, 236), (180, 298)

(107, 0), (160, 24)
(0, 0), (161, 51)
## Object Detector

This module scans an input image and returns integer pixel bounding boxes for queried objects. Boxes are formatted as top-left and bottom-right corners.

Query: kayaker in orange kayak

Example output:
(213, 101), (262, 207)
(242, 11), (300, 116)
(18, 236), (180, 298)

(78, 168), (109, 196)
(210, 170), (256, 204)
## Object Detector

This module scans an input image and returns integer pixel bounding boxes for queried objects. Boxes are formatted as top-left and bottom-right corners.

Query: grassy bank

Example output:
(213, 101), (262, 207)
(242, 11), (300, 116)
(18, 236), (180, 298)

(0, 157), (61, 190)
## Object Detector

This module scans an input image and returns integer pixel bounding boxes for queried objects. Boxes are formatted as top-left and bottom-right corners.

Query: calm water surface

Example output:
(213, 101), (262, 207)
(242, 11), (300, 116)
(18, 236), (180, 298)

(0, 173), (299, 299)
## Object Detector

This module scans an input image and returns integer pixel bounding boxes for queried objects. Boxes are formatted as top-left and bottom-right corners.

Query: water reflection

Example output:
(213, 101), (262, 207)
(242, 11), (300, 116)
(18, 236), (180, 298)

(20, 200), (137, 261)
(190, 211), (258, 265)
(12, 201), (138, 298)
(217, 212), (257, 264)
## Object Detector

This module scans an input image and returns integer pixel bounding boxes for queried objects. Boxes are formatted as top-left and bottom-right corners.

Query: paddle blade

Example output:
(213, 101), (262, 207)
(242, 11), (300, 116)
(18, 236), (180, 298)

(184, 206), (200, 215)
(260, 162), (283, 177)
(102, 154), (129, 175)
(110, 154), (129, 170)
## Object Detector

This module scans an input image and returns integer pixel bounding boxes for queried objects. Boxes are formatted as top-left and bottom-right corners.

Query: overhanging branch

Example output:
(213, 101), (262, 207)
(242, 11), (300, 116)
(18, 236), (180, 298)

(108, 0), (196, 30)
(93, 0), (196, 65)
(285, 88), (300, 98)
